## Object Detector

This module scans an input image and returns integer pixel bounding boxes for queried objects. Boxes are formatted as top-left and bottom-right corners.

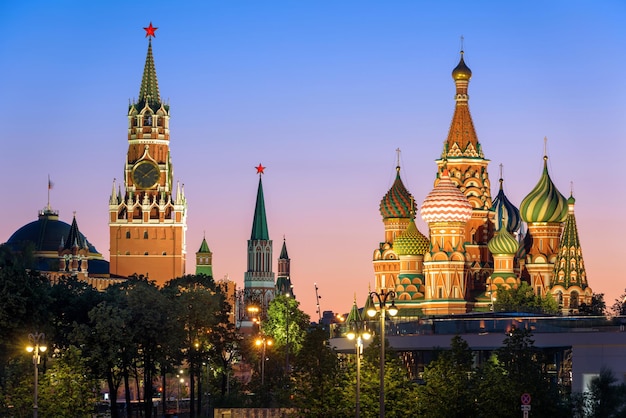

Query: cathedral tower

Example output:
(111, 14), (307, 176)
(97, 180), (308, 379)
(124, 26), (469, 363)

(109, 23), (187, 285)
(373, 155), (416, 293)
(519, 152), (568, 297)
(551, 193), (592, 312)
(436, 50), (495, 287)
(421, 170), (473, 314)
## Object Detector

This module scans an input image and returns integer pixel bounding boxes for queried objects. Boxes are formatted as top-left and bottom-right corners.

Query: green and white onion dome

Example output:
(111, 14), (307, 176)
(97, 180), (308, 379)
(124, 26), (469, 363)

(380, 166), (416, 219)
(488, 227), (520, 255)
(394, 217), (430, 256)
(520, 156), (568, 223)
(421, 170), (473, 224)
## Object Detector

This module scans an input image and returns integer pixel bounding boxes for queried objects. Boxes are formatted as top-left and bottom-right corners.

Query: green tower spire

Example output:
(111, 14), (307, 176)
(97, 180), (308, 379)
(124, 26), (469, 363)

(251, 172), (269, 240)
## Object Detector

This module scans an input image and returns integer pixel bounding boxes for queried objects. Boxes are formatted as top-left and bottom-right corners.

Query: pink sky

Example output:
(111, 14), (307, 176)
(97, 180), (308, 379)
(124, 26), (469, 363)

(1, 1), (625, 319)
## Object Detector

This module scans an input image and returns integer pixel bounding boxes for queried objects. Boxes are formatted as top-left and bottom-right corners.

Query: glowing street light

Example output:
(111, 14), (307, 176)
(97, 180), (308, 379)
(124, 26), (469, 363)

(26, 333), (47, 418)
(346, 298), (371, 418)
(367, 290), (398, 418)
(255, 336), (273, 385)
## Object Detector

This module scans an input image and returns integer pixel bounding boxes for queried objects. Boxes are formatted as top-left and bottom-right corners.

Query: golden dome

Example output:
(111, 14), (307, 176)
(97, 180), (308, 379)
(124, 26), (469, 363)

(452, 51), (472, 81)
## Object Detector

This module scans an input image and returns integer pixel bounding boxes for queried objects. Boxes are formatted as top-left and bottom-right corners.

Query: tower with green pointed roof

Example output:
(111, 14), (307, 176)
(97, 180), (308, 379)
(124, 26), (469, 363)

(109, 24), (187, 286)
(243, 165), (275, 324)
(550, 194), (592, 312)
(195, 236), (213, 277)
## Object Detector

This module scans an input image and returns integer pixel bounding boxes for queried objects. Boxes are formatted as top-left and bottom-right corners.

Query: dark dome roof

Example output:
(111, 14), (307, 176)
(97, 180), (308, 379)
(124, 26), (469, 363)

(5, 208), (109, 274)
(7, 208), (99, 254)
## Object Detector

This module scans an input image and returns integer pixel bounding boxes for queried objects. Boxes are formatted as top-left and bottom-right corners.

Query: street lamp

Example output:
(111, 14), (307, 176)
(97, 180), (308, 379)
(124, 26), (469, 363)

(367, 290), (398, 418)
(255, 336), (273, 386)
(26, 332), (47, 418)
(346, 300), (371, 418)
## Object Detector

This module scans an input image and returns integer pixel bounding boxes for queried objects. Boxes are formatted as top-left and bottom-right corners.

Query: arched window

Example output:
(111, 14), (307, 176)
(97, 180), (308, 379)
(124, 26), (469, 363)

(144, 231), (149, 239)
(126, 231), (131, 239)
(144, 114), (152, 126)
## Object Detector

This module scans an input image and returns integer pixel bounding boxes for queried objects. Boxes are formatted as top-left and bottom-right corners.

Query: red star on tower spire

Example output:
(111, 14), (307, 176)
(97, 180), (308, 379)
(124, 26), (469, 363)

(255, 164), (266, 175)
(144, 22), (158, 38)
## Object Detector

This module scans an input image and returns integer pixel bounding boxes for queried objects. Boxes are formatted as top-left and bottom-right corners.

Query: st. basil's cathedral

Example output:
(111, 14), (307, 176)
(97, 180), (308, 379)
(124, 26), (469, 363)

(374, 51), (592, 315)
(3, 26), (592, 319)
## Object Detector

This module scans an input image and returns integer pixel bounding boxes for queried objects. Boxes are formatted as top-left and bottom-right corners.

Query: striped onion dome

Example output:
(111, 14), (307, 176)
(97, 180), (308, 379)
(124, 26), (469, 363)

(394, 217), (430, 256)
(488, 227), (519, 255)
(452, 50), (472, 81)
(380, 166), (416, 219)
(492, 178), (521, 233)
(520, 156), (568, 223)
(421, 170), (473, 224)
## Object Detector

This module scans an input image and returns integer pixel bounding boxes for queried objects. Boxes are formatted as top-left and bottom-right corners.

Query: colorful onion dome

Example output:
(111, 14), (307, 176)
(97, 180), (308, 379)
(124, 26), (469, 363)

(492, 177), (521, 233)
(520, 155), (568, 223)
(394, 217), (430, 256)
(421, 170), (473, 224)
(380, 166), (416, 219)
(452, 51), (472, 81)
(488, 227), (520, 255)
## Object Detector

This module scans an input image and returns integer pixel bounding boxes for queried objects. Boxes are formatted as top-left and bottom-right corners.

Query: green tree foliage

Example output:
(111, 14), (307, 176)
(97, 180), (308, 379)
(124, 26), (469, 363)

(48, 275), (104, 349)
(263, 295), (310, 355)
(417, 336), (477, 418)
(611, 288), (626, 316)
(583, 367), (626, 417)
(357, 335), (419, 418)
(290, 325), (347, 417)
(163, 274), (231, 416)
(38, 345), (98, 417)
(578, 293), (606, 316)
(494, 281), (559, 314)
(74, 296), (134, 418)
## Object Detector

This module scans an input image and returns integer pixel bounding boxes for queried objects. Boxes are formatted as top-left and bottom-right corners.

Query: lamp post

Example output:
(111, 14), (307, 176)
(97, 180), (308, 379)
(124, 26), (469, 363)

(347, 313), (371, 418)
(255, 336), (273, 386)
(367, 290), (398, 418)
(26, 333), (47, 418)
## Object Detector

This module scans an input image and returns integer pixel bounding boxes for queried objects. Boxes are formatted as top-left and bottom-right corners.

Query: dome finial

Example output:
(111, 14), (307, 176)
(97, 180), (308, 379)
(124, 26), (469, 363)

(396, 147), (401, 172)
(452, 40), (472, 81)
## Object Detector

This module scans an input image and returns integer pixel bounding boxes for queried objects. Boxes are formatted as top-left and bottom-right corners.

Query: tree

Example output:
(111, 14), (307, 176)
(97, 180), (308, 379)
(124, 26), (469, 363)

(358, 335), (419, 418)
(0, 245), (51, 399)
(163, 274), (231, 416)
(584, 367), (626, 417)
(494, 281), (559, 314)
(579, 293), (606, 316)
(611, 288), (626, 316)
(290, 325), (347, 417)
(417, 335), (477, 418)
(38, 345), (99, 417)
(260, 295), (310, 407)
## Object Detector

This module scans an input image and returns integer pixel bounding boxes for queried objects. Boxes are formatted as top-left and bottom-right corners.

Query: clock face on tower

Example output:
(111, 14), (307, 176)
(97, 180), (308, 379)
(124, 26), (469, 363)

(132, 161), (160, 189)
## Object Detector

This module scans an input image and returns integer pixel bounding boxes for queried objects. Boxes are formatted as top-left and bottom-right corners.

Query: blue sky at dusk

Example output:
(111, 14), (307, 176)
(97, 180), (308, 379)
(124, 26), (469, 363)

(1, 1), (624, 318)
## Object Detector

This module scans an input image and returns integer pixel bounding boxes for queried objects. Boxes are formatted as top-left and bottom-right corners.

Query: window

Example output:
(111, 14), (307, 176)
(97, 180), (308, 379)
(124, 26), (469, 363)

(144, 231), (149, 239)
(126, 231), (131, 239)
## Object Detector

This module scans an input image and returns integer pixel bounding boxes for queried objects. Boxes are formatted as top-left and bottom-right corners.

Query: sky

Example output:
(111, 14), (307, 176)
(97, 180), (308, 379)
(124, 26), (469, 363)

(1, 1), (625, 320)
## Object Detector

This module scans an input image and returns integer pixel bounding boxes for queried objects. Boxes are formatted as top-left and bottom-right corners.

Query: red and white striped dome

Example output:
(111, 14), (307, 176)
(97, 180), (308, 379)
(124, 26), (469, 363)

(421, 170), (473, 224)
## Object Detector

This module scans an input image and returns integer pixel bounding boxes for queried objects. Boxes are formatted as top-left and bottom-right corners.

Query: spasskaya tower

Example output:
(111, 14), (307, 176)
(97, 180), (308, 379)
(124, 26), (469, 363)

(109, 23), (187, 285)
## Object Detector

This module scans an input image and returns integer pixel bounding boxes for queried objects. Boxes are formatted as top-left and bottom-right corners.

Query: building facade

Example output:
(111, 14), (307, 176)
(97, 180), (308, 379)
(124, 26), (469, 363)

(373, 51), (592, 315)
